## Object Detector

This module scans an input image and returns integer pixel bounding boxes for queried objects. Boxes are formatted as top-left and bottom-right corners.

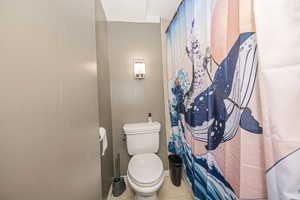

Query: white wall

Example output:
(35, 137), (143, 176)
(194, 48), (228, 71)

(160, 18), (172, 145)
(0, 1), (100, 200)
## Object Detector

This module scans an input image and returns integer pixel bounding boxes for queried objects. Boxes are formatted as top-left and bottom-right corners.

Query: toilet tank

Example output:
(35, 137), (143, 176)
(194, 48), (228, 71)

(123, 122), (161, 155)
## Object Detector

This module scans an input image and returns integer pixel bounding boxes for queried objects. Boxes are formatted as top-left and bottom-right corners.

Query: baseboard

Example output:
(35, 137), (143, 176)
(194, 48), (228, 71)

(164, 170), (169, 177)
(106, 184), (113, 200)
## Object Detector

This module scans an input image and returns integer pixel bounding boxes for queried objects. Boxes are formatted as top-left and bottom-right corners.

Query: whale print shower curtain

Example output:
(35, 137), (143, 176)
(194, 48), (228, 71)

(166, 0), (299, 199)
(254, 0), (300, 199)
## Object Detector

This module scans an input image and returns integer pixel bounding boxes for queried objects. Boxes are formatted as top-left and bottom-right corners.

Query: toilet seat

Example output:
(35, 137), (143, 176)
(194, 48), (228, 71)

(128, 153), (164, 187)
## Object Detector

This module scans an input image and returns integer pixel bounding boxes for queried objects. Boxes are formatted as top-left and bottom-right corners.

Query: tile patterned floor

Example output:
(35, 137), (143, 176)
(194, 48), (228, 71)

(111, 175), (194, 200)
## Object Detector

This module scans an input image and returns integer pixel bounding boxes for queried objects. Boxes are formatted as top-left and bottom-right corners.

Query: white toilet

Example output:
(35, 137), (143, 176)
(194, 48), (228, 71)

(123, 122), (164, 200)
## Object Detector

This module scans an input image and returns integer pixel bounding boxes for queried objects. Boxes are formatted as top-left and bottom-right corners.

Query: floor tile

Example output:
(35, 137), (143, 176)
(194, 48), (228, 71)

(111, 175), (194, 200)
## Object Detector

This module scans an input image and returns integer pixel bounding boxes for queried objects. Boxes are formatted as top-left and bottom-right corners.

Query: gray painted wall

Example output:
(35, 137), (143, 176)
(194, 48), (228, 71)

(95, 0), (114, 199)
(0, 1), (100, 200)
(107, 22), (168, 175)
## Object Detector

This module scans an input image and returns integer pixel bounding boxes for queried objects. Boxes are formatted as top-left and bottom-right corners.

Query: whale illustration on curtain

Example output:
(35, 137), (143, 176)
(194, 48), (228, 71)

(166, 0), (266, 199)
(171, 28), (262, 151)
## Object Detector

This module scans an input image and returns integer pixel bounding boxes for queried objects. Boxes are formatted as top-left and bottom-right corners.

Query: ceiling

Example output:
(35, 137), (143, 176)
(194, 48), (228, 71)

(100, 0), (182, 23)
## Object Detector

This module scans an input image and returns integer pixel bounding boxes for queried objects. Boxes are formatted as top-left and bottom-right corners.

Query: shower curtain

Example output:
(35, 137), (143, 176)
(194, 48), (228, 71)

(166, 0), (299, 199)
(254, 0), (300, 199)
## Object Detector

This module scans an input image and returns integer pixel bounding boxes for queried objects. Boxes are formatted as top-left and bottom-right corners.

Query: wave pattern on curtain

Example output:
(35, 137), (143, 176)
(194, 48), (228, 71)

(166, 0), (267, 199)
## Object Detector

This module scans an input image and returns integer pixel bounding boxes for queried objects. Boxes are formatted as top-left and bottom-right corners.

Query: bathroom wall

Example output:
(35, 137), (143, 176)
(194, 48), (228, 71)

(160, 18), (172, 147)
(107, 22), (168, 175)
(0, 1), (100, 200)
(95, 0), (114, 199)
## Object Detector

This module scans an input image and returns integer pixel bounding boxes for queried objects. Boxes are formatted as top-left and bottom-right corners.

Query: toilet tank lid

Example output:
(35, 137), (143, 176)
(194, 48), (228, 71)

(123, 122), (161, 135)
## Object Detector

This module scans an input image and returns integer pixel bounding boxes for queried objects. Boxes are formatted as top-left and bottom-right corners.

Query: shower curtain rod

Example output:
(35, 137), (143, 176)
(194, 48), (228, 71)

(165, 0), (185, 33)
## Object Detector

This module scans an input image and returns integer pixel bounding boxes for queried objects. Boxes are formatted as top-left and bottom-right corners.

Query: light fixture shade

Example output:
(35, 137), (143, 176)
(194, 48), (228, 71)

(134, 59), (146, 79)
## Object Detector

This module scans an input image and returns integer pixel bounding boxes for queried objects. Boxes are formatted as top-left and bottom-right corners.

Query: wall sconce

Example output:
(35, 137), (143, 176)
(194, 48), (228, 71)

(133, 58), (146, 79)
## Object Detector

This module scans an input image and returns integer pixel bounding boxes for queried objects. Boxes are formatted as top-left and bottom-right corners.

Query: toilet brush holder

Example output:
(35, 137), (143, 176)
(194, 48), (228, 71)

(112, 177), (126, 197)
(112, 153), (126, 197)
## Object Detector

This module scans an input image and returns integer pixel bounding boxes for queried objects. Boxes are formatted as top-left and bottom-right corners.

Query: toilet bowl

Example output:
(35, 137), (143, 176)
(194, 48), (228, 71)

(127, 153), (164, 200)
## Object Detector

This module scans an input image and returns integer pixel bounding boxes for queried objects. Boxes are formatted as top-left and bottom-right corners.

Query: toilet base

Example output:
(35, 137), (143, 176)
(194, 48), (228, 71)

(127, 166), (164, 200)
(135, 192), (158, 200)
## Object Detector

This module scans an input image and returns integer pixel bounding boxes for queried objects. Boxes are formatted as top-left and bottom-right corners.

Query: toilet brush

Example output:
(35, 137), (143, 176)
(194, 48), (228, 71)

(112, 154), (126, 197)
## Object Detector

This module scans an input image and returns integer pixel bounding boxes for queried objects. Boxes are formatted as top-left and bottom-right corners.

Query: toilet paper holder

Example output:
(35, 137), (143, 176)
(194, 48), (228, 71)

(99, 127), (108, 156)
